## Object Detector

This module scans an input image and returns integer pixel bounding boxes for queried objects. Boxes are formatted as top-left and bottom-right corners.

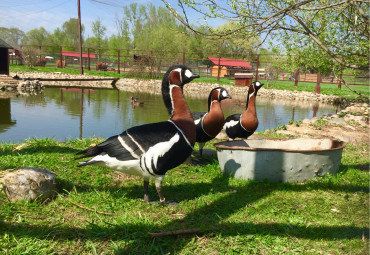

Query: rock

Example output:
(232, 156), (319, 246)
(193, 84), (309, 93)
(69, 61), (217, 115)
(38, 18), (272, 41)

(310, 117), (319, 123)
(302, 119), (311, 124)
(329, 117), (347, 125)
(0, 167), (57, 202)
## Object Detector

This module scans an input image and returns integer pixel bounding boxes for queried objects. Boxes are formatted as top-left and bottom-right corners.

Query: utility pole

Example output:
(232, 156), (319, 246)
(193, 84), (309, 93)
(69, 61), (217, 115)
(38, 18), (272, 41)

(78, 0), (83, 74)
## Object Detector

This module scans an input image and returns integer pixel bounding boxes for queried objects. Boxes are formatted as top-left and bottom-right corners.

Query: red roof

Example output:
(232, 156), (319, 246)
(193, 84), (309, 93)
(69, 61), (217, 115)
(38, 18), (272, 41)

(208, 57), (252, 68)
(61, 51), (96, 58)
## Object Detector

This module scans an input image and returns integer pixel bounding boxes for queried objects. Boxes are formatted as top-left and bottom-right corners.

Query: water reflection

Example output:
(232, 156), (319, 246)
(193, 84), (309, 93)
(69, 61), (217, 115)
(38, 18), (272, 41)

(0, 98), (16, 133)
(0, 87), (340, 143)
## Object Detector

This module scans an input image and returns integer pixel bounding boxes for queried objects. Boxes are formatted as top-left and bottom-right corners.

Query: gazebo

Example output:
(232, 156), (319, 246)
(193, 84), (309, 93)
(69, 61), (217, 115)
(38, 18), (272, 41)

(0, 39), (13, 75)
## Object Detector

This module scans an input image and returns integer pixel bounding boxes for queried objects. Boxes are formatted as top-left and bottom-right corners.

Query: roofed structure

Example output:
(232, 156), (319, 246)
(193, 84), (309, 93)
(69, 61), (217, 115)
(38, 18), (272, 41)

(208, 57), (252, 69)
(207, 56), (252, 78)
(61, 51), (96, 58)
(0, 39), (14, 75)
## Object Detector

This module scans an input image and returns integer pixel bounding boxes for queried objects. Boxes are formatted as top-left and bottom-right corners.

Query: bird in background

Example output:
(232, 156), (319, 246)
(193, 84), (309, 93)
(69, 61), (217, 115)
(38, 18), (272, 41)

(192, 87), (231, 160)
(130, 96), (144, 107)
(76, 65), (200, 203)
(223, 81), (264, 139)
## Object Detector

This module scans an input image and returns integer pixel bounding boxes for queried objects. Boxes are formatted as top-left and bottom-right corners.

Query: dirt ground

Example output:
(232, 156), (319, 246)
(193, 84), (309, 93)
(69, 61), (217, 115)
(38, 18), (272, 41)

(269, 102), (369, 144)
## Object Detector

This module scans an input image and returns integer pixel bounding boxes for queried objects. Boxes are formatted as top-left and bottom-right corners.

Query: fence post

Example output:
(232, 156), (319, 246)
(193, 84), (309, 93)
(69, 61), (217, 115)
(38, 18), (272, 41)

(255, 54), (259, 81)
(338, 67), (343, 90)
(19, 45), (23, 65)
(217, 55), (221, 82)
(117, 49), (120, 74)
(59, 46), (63, 68)
(315, 73), (321, 94)
(87, 48), (91, 71)
(39, 46), (42, 63)
(182, 52), (185, 65)
(294, 70), (299, 87)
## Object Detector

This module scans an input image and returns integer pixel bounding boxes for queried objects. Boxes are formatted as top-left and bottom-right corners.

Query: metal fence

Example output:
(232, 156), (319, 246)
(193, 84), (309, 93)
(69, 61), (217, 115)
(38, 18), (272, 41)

(9, 45), (369, 88)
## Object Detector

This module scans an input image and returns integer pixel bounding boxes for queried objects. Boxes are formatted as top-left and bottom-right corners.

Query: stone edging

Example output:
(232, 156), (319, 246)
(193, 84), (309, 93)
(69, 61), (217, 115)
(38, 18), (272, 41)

(11, 71), (367, 107)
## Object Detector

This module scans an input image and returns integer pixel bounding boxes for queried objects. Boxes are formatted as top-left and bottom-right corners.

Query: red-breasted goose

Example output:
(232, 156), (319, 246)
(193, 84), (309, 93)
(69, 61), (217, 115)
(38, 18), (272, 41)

(76, 65), (200, 203)
(223, 81), (264, 139)
(192, 87), (231, 159)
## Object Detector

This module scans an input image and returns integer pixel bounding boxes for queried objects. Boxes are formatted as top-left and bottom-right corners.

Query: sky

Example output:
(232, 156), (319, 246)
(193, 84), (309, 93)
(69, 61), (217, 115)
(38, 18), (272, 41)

(0, 0), (226, 38)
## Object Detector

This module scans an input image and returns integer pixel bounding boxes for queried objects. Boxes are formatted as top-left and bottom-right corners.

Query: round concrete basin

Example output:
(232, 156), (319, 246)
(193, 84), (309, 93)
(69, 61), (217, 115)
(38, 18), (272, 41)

(214, 138), (345, 182)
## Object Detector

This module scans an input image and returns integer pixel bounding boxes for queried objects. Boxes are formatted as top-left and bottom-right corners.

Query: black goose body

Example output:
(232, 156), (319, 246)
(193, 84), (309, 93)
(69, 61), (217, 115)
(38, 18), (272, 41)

(223, 113), (255, 139)
(223, 81), (264, 139)
(77, 65), (200, 202)
(78, 120), (192, 176)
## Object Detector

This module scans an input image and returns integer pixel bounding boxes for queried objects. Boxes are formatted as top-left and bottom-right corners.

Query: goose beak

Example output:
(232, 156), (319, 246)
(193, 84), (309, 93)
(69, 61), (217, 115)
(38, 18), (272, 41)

(191, 74), (200, 80)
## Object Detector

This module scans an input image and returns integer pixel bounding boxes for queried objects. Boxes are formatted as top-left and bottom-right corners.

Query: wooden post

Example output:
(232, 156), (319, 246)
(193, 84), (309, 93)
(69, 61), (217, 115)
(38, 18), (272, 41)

(255, 54), (259, 81)
(294, 70), (299, 87)
(77, 0), (83, 74)
(315, 73), (321, 94)
(217, 56), (221, 82)
(39, 46), (42, 64)
(182, 52), (185, 65)
(338, 67), (343, 90)
(59, 46), (63, 68)
(87, 48), (90, 71)
(117, 49), (120, 74)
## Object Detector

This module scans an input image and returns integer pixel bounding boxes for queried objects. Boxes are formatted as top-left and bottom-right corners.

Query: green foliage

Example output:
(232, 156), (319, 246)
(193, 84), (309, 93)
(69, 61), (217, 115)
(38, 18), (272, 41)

(288, 120), (302, 127)
(21, 27), (49, 46)
(0, 27), (24, 48)
(310, 119), (329, 130)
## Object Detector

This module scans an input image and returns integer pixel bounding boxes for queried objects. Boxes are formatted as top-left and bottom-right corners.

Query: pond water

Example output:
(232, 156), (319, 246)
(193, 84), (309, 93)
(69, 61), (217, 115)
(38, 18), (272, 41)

(0, 87), (340, 143)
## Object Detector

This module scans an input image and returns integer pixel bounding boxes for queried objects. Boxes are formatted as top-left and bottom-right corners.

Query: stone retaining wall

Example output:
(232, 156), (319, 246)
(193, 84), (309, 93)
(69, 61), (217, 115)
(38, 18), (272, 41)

(12, 71), (360, 106)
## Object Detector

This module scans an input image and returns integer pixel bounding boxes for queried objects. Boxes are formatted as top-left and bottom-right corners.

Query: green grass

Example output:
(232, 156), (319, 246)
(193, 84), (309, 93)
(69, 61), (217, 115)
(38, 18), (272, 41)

(0, 137), (368, 254)
(10, 64), (369, 99)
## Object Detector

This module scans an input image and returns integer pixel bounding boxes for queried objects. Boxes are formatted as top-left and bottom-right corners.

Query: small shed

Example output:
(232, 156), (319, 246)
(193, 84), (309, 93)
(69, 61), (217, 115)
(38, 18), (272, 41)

(208, 57), (252, 77)
(235, 73), (253, 86)
(0, 39), (14, 75)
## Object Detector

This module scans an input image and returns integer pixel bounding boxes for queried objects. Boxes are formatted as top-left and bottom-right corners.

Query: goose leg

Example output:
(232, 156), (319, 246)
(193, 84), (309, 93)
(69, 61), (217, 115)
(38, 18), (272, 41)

(144, 179), (150, 203)
(155, 178), (165, 203)
(199, 142), (205, 160)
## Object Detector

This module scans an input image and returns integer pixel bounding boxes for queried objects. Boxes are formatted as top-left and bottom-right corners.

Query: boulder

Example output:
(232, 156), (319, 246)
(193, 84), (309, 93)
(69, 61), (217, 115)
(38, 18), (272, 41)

(0, 167), (57, 202)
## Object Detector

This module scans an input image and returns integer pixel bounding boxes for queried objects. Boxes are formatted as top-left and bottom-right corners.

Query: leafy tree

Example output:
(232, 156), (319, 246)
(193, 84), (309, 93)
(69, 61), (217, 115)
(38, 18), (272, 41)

(162, 0), (369, 70)
(62, 18), (84, 47)
(91, 18), (106, 48)
(0, 27), (24, 48)
(116, 3), (146, 49)
(22, 27), (49, 46)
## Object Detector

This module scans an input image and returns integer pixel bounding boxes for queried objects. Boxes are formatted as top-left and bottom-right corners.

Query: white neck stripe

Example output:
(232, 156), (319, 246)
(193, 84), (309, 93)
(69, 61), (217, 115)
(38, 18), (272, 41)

(168, 120), (193, 149)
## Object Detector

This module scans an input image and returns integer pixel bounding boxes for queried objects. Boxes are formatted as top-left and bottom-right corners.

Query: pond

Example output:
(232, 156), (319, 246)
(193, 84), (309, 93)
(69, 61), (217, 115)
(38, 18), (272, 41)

(0, 87), (340, 143)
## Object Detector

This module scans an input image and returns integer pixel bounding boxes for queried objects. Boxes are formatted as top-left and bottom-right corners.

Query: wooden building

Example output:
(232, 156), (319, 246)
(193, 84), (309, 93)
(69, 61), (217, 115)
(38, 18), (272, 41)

(208, 57), (252, 77)
(0, 39), (13, 75)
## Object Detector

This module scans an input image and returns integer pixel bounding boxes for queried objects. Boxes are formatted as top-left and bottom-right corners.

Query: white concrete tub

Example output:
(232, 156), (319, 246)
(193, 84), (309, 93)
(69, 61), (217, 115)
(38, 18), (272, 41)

(214, 138), (345, 182)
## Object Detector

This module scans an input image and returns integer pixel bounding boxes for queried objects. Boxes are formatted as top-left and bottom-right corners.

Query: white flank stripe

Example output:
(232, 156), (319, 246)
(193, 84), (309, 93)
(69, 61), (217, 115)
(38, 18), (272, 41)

(194, 118), (201, 125)
(144, 133), (180, 173)
(126, 130), (145, 154)
(91, 154), (143, 176)
(223, 119), (239, 129)
(117, 135), (140, 159)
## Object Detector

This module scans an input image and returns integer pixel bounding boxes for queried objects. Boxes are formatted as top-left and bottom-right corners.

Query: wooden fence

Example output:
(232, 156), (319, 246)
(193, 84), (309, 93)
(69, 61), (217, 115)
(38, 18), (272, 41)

(9, 45), (369, 88)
